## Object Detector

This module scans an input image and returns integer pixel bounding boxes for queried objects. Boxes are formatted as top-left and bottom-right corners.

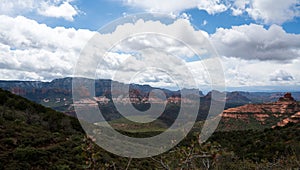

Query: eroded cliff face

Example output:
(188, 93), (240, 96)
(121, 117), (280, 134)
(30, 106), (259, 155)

(221, 93), (300, 129)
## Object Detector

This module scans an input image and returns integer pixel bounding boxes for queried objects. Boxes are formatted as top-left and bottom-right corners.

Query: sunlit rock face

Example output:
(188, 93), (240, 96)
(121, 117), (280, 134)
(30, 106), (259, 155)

(221, 93), (300, 128)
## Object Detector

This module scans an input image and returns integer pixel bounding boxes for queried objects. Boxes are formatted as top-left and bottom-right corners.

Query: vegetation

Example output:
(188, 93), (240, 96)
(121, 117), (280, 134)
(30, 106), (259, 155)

(0, 88), (299, 169)
(208, 123), (300, 169)
(0, 89), (86, 169)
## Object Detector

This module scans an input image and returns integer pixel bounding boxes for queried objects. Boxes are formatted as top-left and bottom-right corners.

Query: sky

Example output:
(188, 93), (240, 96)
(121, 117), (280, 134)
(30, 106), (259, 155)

(0, 0), (300, 92)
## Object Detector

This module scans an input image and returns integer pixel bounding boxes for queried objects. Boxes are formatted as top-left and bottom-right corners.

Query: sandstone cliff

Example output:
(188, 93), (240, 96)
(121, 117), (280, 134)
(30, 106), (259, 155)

(221, 93), (300, 129)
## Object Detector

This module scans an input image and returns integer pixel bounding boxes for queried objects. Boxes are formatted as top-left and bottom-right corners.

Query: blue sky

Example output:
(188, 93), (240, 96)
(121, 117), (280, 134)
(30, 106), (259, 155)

(0, 0), (300, 91)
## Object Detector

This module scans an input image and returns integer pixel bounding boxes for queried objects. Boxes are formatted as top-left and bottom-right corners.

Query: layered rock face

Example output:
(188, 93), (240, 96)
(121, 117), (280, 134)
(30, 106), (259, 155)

(276, 112), (300, 127)
(221, 93), (300, 127)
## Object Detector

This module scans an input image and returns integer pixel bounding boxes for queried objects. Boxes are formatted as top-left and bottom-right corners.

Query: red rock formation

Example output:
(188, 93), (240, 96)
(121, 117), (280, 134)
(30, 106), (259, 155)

(221, 93), (300, 127)
(278, 92), (295, 102)
(275, 112), (300, 127)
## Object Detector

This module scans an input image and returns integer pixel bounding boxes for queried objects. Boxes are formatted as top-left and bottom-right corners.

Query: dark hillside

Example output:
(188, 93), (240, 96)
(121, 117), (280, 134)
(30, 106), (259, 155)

(0, 88), (87, 169)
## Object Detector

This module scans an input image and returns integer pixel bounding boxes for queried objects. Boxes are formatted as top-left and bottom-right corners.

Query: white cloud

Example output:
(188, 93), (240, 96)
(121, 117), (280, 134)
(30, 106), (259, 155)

(230, 0), (249, 16)
(210, 22), (300, 87)
(247, 0), (300, 24)
(62, 16), (225, 91)
(179, 13), (191, 20)
(202, 20), (208, 26)
(0, 0), (80, 21)
(211, 24), (300, 62)
(197, 0), (228, 14)
(3, 0), (297, 24)
(123, 0), (300, 25)
(0, 15), (214, 86)
(0, 14), (299, 90)
(231, 0), (300, 24)
(122, 0), (228, 15)
(0, 15), (94, 80)
(221, 56), (300, 87)
(0, 0), (36, 15)
(38, 0), (79, 21)
(113, 33), (196, 58)
(270, 70), (294, 81)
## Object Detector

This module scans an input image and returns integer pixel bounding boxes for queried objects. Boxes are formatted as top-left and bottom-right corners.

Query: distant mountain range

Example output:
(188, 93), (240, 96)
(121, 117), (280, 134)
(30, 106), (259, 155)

(0, 77), (182, 108)
(0, 77), (300, 124)
(1, 77), (299, 106)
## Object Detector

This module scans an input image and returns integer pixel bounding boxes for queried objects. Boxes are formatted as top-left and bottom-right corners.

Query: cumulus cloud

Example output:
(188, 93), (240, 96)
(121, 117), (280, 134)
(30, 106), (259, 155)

(220, 57), (300, 87)
(113, 33), (196, 58)
(0, 15), (94, 80)
(38, 0), (79, 21)
(76, 17), (220, 89)
(0, 14), (299, 89)
(211, 24), (300, 62)
(197, 0), (228, 14)
(270, 70), (295, 81)
(0, 0), (35, 15)
(122, 0), (228, 15)
(0, 14), (217, 88)
(3, 0), (298, 24)
(0, 0), (80, 21)
(231, 0), (300, 24)
(123, 0), (300, 25)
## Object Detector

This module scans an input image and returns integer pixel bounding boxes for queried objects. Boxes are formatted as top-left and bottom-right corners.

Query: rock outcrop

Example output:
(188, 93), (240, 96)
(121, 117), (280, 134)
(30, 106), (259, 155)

(275, 112), (300, 127)
(221, 93), (300, 127)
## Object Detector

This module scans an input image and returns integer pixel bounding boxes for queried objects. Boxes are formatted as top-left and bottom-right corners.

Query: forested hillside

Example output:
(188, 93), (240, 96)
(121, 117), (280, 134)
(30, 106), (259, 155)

(0, 88), (299, 169)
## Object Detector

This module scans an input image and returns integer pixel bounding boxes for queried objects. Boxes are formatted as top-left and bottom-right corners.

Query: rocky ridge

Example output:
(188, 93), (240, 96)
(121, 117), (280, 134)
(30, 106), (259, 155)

(221, 93), (300, 128)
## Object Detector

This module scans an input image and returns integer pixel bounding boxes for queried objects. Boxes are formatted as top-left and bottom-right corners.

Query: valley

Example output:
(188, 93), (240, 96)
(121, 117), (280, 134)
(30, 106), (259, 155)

(1, 78), (300, 132)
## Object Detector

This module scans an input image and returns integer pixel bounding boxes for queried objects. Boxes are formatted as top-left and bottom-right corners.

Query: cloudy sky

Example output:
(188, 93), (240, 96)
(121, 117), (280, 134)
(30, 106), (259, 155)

(0, 0), (299, 92)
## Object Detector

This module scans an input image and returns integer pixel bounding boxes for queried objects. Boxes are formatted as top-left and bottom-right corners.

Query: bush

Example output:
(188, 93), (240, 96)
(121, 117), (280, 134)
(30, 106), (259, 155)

(13, 147), (48, 162)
